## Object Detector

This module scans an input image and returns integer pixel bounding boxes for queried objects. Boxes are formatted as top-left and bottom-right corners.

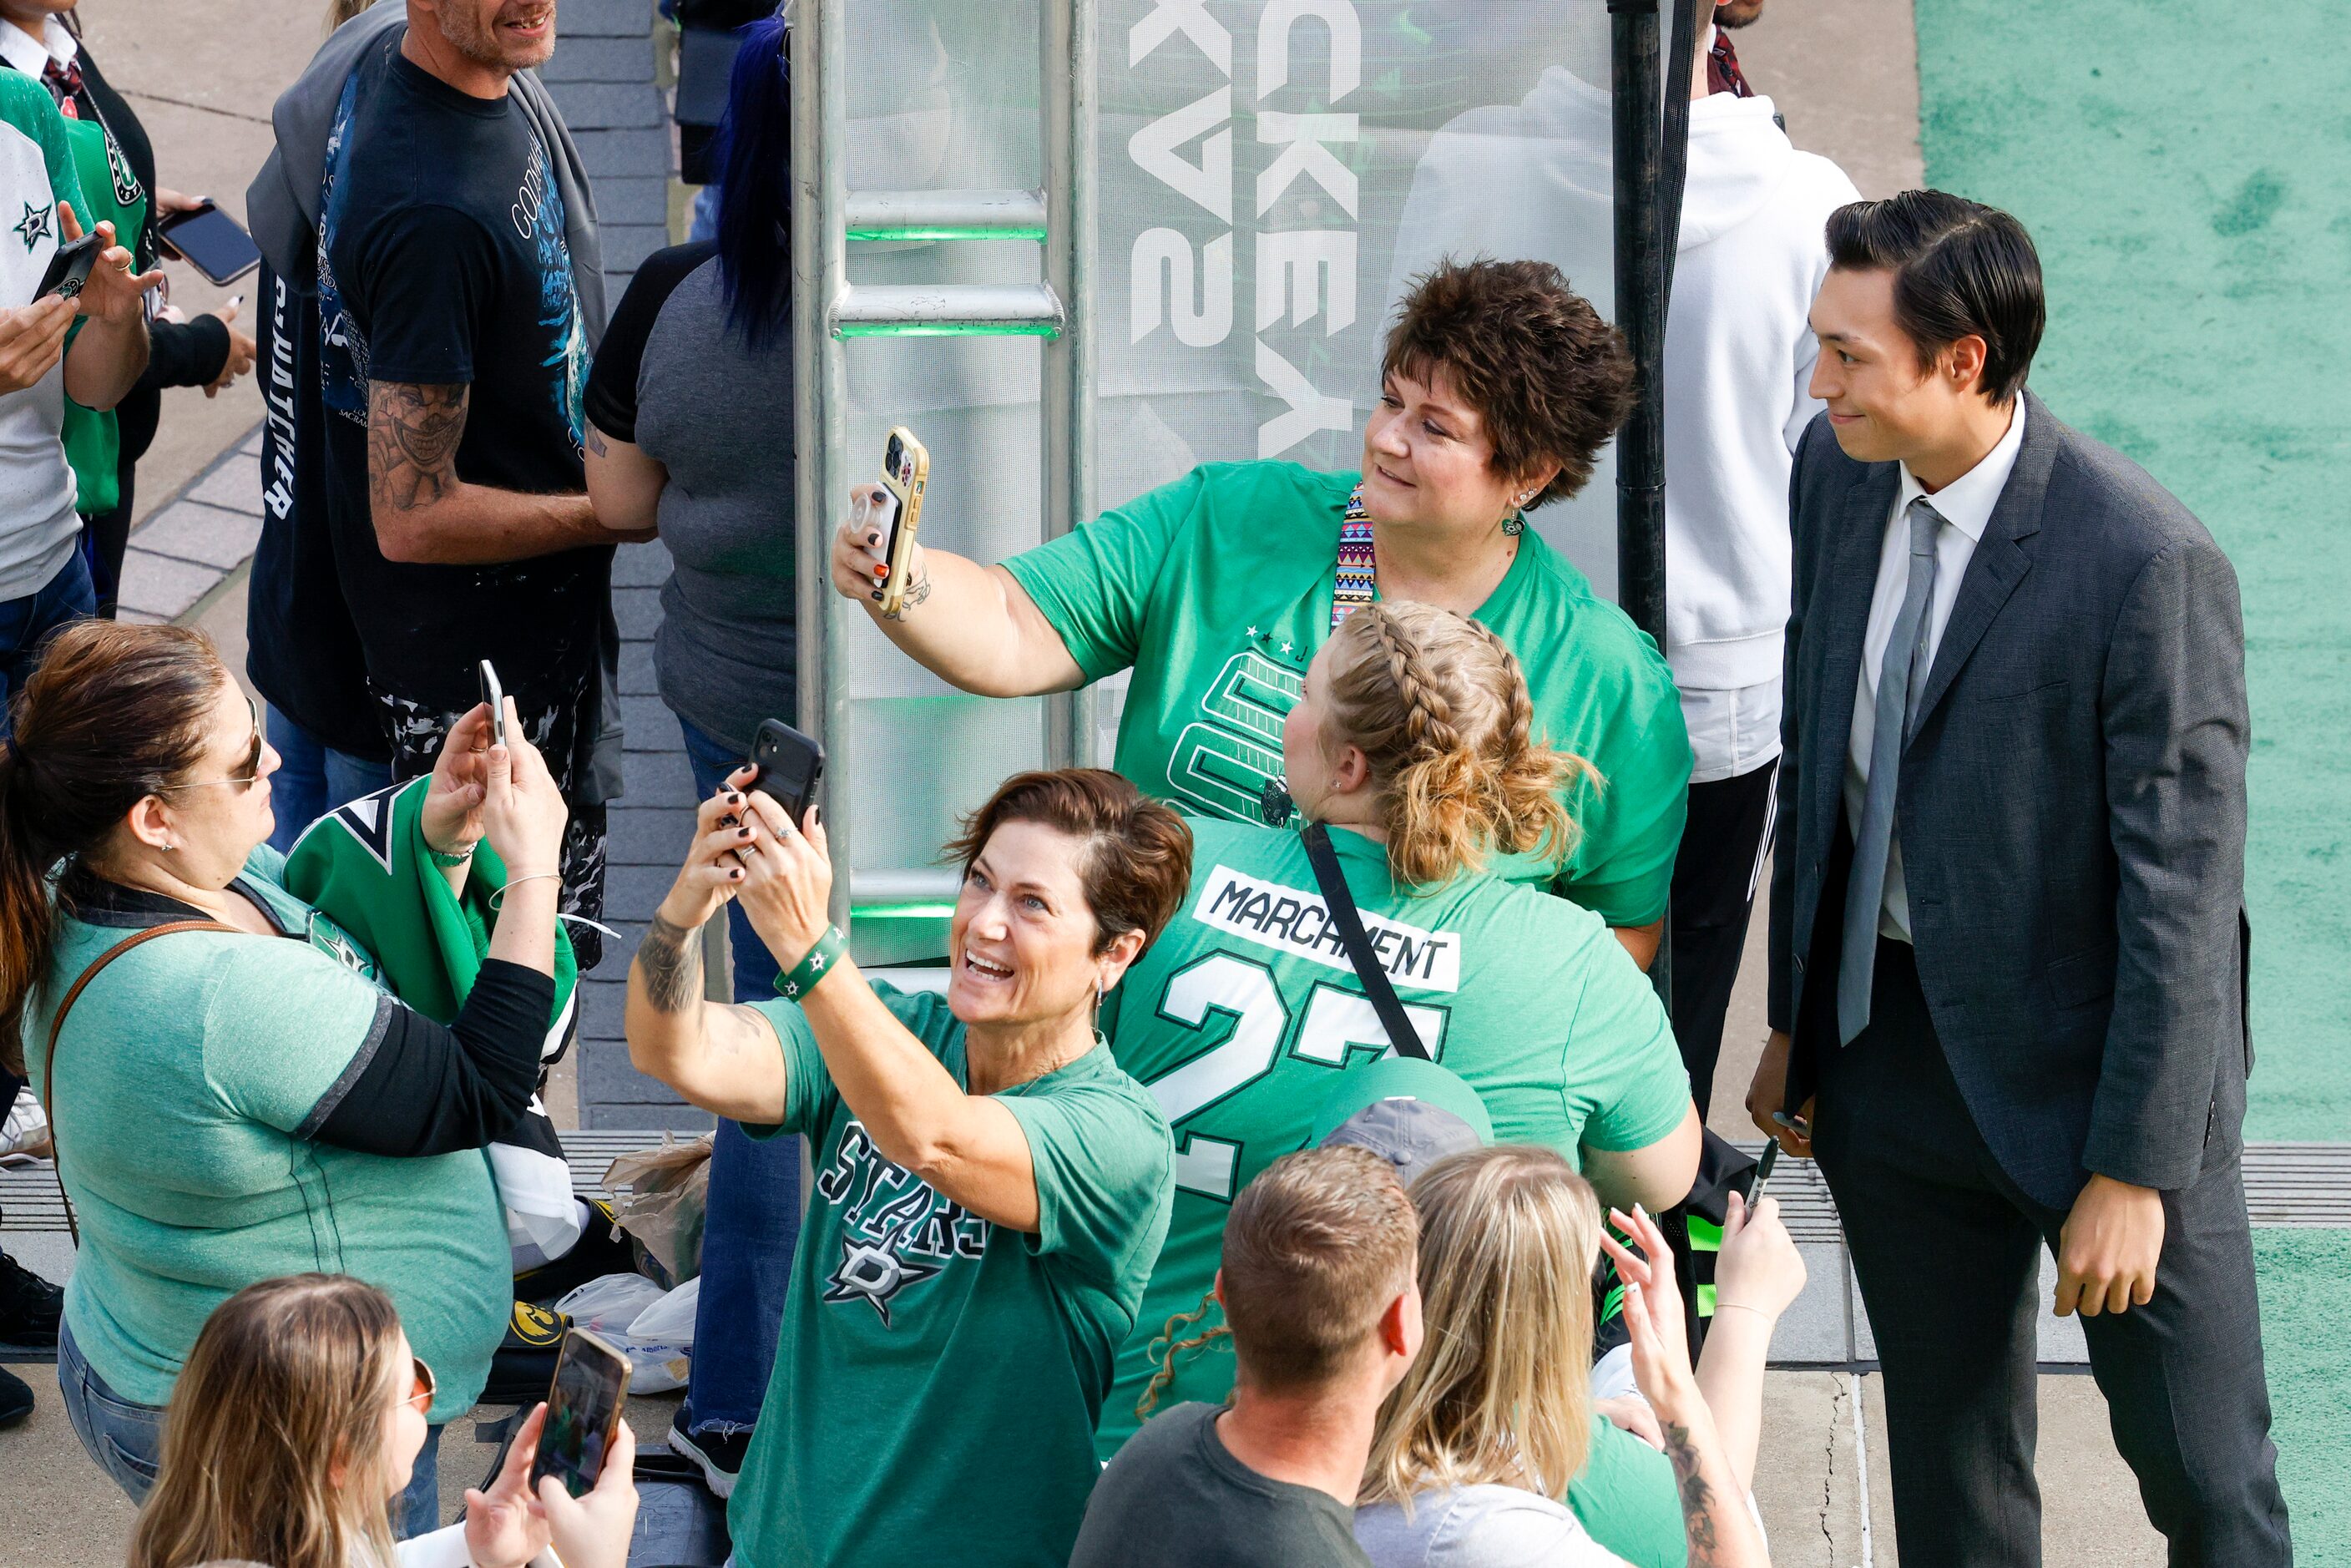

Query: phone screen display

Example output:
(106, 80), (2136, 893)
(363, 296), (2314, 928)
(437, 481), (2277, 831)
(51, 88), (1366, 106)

(158, 205), (261, 285)
(531, 1332), (629, 1499)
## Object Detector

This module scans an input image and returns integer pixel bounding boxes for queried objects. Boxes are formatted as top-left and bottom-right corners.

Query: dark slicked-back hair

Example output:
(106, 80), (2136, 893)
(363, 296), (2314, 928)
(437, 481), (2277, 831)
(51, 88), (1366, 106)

(942, 769), (1193, 959)
(1825, 190), (2045, 404)
(1383, 258), (1636, 507)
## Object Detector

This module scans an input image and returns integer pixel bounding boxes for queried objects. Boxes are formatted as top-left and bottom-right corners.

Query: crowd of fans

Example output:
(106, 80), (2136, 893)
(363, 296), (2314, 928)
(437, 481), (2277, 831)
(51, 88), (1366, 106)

(0, 0), (2286, 1566)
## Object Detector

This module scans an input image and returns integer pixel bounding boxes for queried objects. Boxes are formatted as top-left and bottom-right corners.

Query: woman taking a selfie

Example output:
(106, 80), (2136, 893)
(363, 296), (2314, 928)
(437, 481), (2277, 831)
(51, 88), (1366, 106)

(0, 622), (567, 1530)
(626, 767), (1185, 1567)
(127, 1273), (636, 1568)
(833, 258), (1688, 968)
(1099, 601), (1701, 1449)
(1354, 1149), (1791, 1568)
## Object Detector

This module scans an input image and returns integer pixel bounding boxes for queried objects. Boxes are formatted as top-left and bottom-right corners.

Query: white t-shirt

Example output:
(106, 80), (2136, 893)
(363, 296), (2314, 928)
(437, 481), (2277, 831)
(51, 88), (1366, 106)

(1355, 1485), (1634, 1568)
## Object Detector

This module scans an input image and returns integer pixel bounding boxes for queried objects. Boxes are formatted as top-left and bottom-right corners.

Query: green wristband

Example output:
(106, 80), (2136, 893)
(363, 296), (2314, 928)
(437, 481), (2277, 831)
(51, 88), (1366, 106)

(776, 924), (850, 1001)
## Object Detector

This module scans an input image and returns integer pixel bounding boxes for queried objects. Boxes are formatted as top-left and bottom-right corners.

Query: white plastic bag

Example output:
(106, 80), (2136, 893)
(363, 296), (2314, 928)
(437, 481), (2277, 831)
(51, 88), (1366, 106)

(627, 1277), (700, 1348)
(556, 1273), (691, 1393)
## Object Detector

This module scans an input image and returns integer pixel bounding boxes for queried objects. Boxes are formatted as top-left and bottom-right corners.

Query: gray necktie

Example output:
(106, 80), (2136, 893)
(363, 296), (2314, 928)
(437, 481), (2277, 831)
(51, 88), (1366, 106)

(1838, 497), (1944, 1044)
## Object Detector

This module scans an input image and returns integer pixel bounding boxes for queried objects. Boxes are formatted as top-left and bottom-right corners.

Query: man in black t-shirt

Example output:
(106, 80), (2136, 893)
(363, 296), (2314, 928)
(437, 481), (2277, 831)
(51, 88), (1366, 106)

(1070, 1147), (1423, 1568)
(316, 0), (645, 964)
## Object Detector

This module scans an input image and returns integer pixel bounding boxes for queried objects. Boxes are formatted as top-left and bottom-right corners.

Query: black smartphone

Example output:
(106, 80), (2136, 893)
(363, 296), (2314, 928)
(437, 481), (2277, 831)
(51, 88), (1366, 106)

(478, 660), (508, 749)
(154, 200), (261, 286)
(35, 232), (100, 302)
(748, 717), (825, 827)
(530, 1328), (631, 1500)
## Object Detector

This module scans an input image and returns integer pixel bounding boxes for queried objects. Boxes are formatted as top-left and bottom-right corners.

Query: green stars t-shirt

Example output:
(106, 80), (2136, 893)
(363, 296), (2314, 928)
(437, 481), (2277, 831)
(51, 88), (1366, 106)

(1095, 818), (1692, 1454)
(1001, 461), (1691, 926)
(731, 987), (1175, 1567)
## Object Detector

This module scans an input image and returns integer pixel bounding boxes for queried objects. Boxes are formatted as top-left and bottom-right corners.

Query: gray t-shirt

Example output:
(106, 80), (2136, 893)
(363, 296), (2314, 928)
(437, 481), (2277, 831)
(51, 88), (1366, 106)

(1356, 1485), (1632, 1568)
(1071, 1403), (1375, 1568)
(584, 240), (795, 754)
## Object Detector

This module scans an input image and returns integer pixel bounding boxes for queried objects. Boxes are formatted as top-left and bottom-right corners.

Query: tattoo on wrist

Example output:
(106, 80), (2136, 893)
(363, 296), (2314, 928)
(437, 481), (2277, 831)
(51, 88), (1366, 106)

(1662, 1422), (1722, 1563)
(883, 568), (931, 621)
(636, 912), (704, 1014)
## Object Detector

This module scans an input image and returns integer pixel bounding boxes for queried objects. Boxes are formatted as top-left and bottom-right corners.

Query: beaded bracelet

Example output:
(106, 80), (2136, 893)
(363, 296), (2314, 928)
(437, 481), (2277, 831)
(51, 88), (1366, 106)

(776, 924), (850, 1000)
(427, 842), (478, 868)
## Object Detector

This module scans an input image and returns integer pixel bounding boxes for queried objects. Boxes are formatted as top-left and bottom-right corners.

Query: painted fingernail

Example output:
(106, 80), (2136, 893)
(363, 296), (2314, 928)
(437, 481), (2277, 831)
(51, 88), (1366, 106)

(737, 827), (752, 838)
(731, 868), (743, 879)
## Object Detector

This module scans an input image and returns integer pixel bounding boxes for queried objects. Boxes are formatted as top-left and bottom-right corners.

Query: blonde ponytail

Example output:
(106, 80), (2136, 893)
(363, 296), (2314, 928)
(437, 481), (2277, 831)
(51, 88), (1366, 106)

(1321, 603), (1593, 888)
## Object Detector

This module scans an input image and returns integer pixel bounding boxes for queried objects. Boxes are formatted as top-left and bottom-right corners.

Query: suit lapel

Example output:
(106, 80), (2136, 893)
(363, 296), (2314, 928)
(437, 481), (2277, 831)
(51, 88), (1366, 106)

(1809, 461), (1898, 825)
(1910, 392), (2057, 731)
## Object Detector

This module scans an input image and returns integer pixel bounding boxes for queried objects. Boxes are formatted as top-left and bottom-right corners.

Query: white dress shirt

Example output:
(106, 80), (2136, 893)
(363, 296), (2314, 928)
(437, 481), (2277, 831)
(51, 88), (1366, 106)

(0, 15), (77, 78)
(1843, 397), (2026, 941)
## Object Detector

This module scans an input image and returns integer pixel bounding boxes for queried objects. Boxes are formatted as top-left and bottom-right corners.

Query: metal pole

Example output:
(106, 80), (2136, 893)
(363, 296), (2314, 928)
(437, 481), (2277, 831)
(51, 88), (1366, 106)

(793, 0), (853, 933)
(1041, 0), (1098, 769)
(1610, 0), (1672, 1008)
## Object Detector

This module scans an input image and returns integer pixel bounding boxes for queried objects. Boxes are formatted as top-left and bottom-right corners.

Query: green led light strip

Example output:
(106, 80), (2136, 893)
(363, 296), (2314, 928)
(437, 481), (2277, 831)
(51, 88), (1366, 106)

(846, 225), (1048, 243)
(836, 321), (1059, 338)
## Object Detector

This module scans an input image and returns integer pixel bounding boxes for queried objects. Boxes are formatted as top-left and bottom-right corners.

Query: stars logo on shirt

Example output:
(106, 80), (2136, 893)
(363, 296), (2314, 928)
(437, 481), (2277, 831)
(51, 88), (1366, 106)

(13, 200), (51, 251)
(812, 1121), (989, 1326)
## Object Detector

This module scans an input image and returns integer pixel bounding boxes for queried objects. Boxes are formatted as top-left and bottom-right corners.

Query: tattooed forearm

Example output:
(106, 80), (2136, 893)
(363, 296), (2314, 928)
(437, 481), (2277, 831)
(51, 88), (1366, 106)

(635, 912), (704, 1014)
(1662, 1423), (1722, 1563)
(367, 381), (468, 513)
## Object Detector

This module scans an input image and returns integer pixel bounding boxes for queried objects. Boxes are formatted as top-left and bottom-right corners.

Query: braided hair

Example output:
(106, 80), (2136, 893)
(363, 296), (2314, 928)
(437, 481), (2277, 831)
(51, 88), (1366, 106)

(1319, 602), (1592, 888)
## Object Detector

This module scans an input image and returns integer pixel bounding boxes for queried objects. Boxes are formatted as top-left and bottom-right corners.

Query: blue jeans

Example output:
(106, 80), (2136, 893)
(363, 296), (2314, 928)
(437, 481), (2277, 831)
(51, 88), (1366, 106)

(266, 702), (393, 857)
(59, 1318), (442, 1534)
(676, 714), (801, 1436)
(0, 550), (94, 741)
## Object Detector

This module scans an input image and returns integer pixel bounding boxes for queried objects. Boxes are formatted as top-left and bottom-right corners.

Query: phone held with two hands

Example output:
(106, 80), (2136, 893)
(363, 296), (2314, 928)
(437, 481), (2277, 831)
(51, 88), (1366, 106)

(35, 232), (100, 303)
(870, 425), (929, 619)
(530, 1328), (631, 1499)
(747, 717), (825, 829)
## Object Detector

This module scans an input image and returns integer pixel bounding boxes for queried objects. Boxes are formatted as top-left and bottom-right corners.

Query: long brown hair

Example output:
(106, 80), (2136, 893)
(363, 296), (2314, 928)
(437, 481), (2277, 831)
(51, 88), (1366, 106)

(0, 621), (227, 1070)
(129, 1274), (407, 1568)
(1361, 1146), (1603, 1510)
(1320, 602), (1591, 888)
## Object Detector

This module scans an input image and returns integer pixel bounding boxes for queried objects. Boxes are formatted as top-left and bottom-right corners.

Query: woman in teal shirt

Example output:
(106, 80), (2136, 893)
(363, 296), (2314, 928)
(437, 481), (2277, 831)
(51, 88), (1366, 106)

(0, 621), (567, 1534)
(831, 259), (1691, 964)
(627, 766), (1187, 1566)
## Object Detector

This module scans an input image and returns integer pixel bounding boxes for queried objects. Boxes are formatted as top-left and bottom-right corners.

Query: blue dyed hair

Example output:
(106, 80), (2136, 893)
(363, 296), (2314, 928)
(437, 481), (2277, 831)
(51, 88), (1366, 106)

(713, 14), (791, 351)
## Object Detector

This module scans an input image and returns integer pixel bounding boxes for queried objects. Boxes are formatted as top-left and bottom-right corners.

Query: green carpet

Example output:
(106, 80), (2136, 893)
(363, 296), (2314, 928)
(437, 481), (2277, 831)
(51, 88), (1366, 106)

(1912, 0), (2349, 1141)
(1914, 3), (2350, 1556)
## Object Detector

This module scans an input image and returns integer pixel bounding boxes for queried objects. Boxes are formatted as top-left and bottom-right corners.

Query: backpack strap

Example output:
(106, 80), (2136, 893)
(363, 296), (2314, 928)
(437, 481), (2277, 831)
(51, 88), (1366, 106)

(1298, 822), (1429, 1062)
(42, 919), (235, 1246)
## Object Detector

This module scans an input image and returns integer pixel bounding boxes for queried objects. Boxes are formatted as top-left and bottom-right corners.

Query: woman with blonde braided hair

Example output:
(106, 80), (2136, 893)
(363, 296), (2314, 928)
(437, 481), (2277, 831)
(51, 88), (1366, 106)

(1099, 600), (1701, 1457)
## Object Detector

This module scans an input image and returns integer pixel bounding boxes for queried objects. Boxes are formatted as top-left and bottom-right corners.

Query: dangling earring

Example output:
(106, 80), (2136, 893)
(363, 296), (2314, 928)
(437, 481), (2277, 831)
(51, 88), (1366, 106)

(1502, 488), (1535, 537)
(1092, 977), (1110, 1048)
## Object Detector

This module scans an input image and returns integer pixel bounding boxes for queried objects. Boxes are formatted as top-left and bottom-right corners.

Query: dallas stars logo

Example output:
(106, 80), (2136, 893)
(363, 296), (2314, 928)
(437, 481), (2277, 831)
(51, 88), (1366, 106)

(13, 200), (51, 250)
(814, 1122), (988, 1325)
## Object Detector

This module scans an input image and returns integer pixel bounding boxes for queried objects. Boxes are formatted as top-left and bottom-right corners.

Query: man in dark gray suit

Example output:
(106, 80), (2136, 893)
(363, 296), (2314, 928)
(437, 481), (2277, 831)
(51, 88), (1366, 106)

(1746, 191), (2289, 1565)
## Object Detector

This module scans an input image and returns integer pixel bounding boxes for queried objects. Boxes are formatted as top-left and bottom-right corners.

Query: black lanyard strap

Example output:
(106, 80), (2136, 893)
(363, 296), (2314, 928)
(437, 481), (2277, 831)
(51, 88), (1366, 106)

(1298, 822), (1430, 1062)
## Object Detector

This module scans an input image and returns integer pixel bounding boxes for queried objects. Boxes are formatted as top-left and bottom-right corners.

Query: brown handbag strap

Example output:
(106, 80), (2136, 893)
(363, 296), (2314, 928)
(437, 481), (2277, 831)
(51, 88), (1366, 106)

(42, 919), (236, 1245)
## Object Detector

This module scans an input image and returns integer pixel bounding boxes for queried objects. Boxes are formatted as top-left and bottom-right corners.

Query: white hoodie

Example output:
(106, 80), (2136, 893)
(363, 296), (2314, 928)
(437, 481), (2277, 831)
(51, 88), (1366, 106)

(1388, 66), (1860, 781)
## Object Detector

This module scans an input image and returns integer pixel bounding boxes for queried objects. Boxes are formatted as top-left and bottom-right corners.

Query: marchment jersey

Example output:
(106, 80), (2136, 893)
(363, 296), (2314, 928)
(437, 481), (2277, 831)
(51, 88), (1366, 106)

(1097, 817), (1693, 1455)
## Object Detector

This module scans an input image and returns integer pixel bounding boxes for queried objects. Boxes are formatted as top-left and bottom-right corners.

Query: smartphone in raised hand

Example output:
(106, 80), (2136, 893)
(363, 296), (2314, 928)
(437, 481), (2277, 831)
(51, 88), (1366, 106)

(875, 425), (929, 618)
(748, 717), (826, 829)
(530, 1328), (631, 1499)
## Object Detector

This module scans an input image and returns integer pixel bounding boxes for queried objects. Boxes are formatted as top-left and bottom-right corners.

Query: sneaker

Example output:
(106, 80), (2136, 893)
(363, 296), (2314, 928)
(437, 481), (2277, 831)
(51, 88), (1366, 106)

(670, 1408), (750, 1500)
(0, 1089), (48, 1166)
(0, 1251), (62, 1355)
(0, 1365), (30, 1429)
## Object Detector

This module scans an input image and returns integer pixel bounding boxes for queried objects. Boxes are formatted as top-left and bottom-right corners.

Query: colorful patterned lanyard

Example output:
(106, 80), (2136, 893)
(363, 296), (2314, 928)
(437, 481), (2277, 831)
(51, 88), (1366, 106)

(1331, 484), (1376, 630)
